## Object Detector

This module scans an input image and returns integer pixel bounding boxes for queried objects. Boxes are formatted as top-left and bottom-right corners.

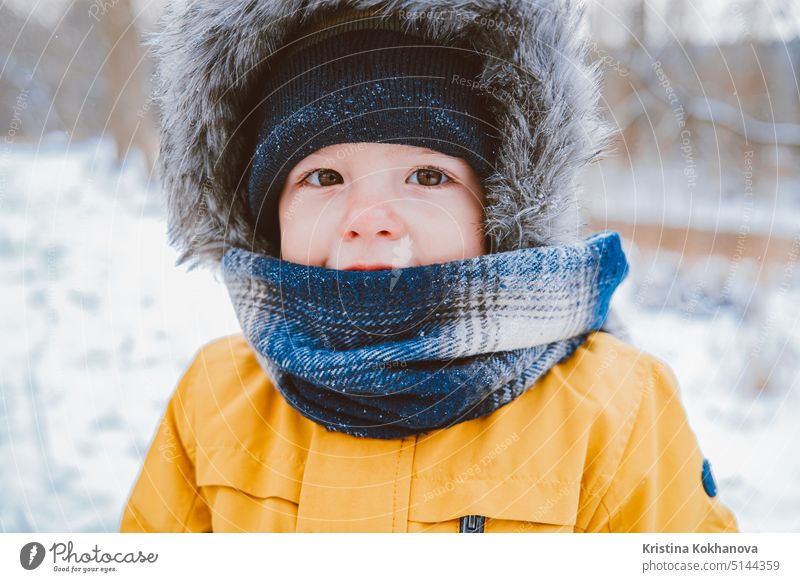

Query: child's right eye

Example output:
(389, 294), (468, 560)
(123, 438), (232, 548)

(302, 169), (343, 187)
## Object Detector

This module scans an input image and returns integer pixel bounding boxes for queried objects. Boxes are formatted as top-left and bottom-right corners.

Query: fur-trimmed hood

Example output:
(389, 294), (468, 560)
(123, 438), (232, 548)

(153, 0), (611, 270)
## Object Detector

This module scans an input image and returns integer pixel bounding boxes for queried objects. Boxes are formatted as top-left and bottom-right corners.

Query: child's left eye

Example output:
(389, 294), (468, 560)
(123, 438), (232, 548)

(407, 168), (450, 186)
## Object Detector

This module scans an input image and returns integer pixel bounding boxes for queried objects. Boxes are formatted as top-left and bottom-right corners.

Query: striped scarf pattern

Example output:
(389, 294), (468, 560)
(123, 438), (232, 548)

(222, 231), (629, 439)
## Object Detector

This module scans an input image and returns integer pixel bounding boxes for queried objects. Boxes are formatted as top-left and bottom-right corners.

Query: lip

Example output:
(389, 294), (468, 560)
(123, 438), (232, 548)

(342, 263), (395, 271)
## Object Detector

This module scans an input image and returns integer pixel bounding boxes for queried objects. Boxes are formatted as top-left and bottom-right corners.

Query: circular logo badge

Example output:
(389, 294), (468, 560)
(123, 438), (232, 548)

(20, 542), (46, 570)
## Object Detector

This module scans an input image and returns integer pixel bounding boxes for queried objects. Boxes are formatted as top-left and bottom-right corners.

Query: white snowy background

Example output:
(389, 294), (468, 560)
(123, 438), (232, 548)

(1, 135), (798, 532)
(0, 137), (238, 532)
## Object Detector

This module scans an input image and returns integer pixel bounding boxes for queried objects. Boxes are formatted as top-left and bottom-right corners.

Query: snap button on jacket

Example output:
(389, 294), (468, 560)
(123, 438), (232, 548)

(119, 332), (738, 533)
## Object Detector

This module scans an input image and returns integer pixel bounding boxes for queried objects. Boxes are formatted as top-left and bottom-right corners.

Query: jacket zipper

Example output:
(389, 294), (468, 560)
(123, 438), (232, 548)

(459, 514), (486, 533)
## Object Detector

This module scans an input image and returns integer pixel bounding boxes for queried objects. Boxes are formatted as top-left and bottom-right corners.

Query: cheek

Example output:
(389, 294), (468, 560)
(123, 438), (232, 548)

(278, 191), (334, 262)
(411, 192), (485, 258)
(456, 187), (487, 255)
(448, 189), (484, 231)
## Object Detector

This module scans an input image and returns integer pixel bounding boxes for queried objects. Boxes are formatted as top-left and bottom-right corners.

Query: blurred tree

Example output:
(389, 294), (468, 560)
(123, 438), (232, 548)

(1, 0), (162, 170)
(99, 0), (158, 172)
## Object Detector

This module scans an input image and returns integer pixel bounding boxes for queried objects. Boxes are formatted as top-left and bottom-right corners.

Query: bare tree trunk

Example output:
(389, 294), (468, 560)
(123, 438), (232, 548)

(630, 0), (646, 48)
(665, 0), (685, 44)
(99, 0), (158, 172)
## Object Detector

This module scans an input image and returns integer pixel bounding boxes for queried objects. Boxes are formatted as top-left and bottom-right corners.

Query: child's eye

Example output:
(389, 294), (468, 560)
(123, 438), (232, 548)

(302, 169), (343, 187)
(407, 167), (450, 186)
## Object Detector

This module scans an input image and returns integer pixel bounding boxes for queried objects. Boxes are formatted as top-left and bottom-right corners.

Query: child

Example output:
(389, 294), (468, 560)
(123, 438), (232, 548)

(120, 0), (738, 533)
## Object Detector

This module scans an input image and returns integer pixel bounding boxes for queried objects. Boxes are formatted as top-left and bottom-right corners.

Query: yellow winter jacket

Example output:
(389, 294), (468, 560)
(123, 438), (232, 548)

(119, 330), (738, 533)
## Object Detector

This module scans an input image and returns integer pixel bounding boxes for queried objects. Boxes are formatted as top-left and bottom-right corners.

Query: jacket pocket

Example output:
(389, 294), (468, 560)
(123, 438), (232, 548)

(194, 445), (305, 531)
(407, 477), (581, 533)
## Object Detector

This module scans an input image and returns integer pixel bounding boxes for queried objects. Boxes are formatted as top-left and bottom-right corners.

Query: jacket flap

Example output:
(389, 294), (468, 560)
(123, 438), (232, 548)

(195, 445), (304, 504)
(409, 477), (581, 525)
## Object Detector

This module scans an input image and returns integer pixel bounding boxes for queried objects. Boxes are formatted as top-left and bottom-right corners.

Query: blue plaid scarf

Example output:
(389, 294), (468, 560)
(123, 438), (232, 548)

(221, 231), (629, 439)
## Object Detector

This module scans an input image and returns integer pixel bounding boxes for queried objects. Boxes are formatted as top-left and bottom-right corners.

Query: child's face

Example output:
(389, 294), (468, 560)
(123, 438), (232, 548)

(277, 143), (486, 269)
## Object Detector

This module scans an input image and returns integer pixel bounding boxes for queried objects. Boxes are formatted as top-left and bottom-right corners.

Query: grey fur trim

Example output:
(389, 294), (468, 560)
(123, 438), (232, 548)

(152, 0), (613, 270)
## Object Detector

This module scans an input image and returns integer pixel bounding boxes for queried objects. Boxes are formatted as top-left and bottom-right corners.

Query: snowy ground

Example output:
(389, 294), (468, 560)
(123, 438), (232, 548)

(1, 138), (798, 532)
(0, 137), (240, 532)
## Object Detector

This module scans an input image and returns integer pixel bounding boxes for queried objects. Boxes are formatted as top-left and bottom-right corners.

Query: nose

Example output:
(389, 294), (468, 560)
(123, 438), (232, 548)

(340, 190), (406, 244)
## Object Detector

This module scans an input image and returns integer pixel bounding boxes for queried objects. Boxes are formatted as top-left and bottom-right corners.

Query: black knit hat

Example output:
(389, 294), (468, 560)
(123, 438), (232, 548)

(246, 10), (499, 254)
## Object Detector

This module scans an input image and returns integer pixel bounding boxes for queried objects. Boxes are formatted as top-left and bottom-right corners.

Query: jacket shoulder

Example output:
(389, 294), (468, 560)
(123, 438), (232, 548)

(178, 333), (315, 454)
(545, 332), (683, 509)
(191, 333), (263, 383)
(184, 333), (272, 399)
(564, 333), (738, 532)
(554, 330), (671, 415)
(559, 330), (686, 468)
(176, 334), (266, 414)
